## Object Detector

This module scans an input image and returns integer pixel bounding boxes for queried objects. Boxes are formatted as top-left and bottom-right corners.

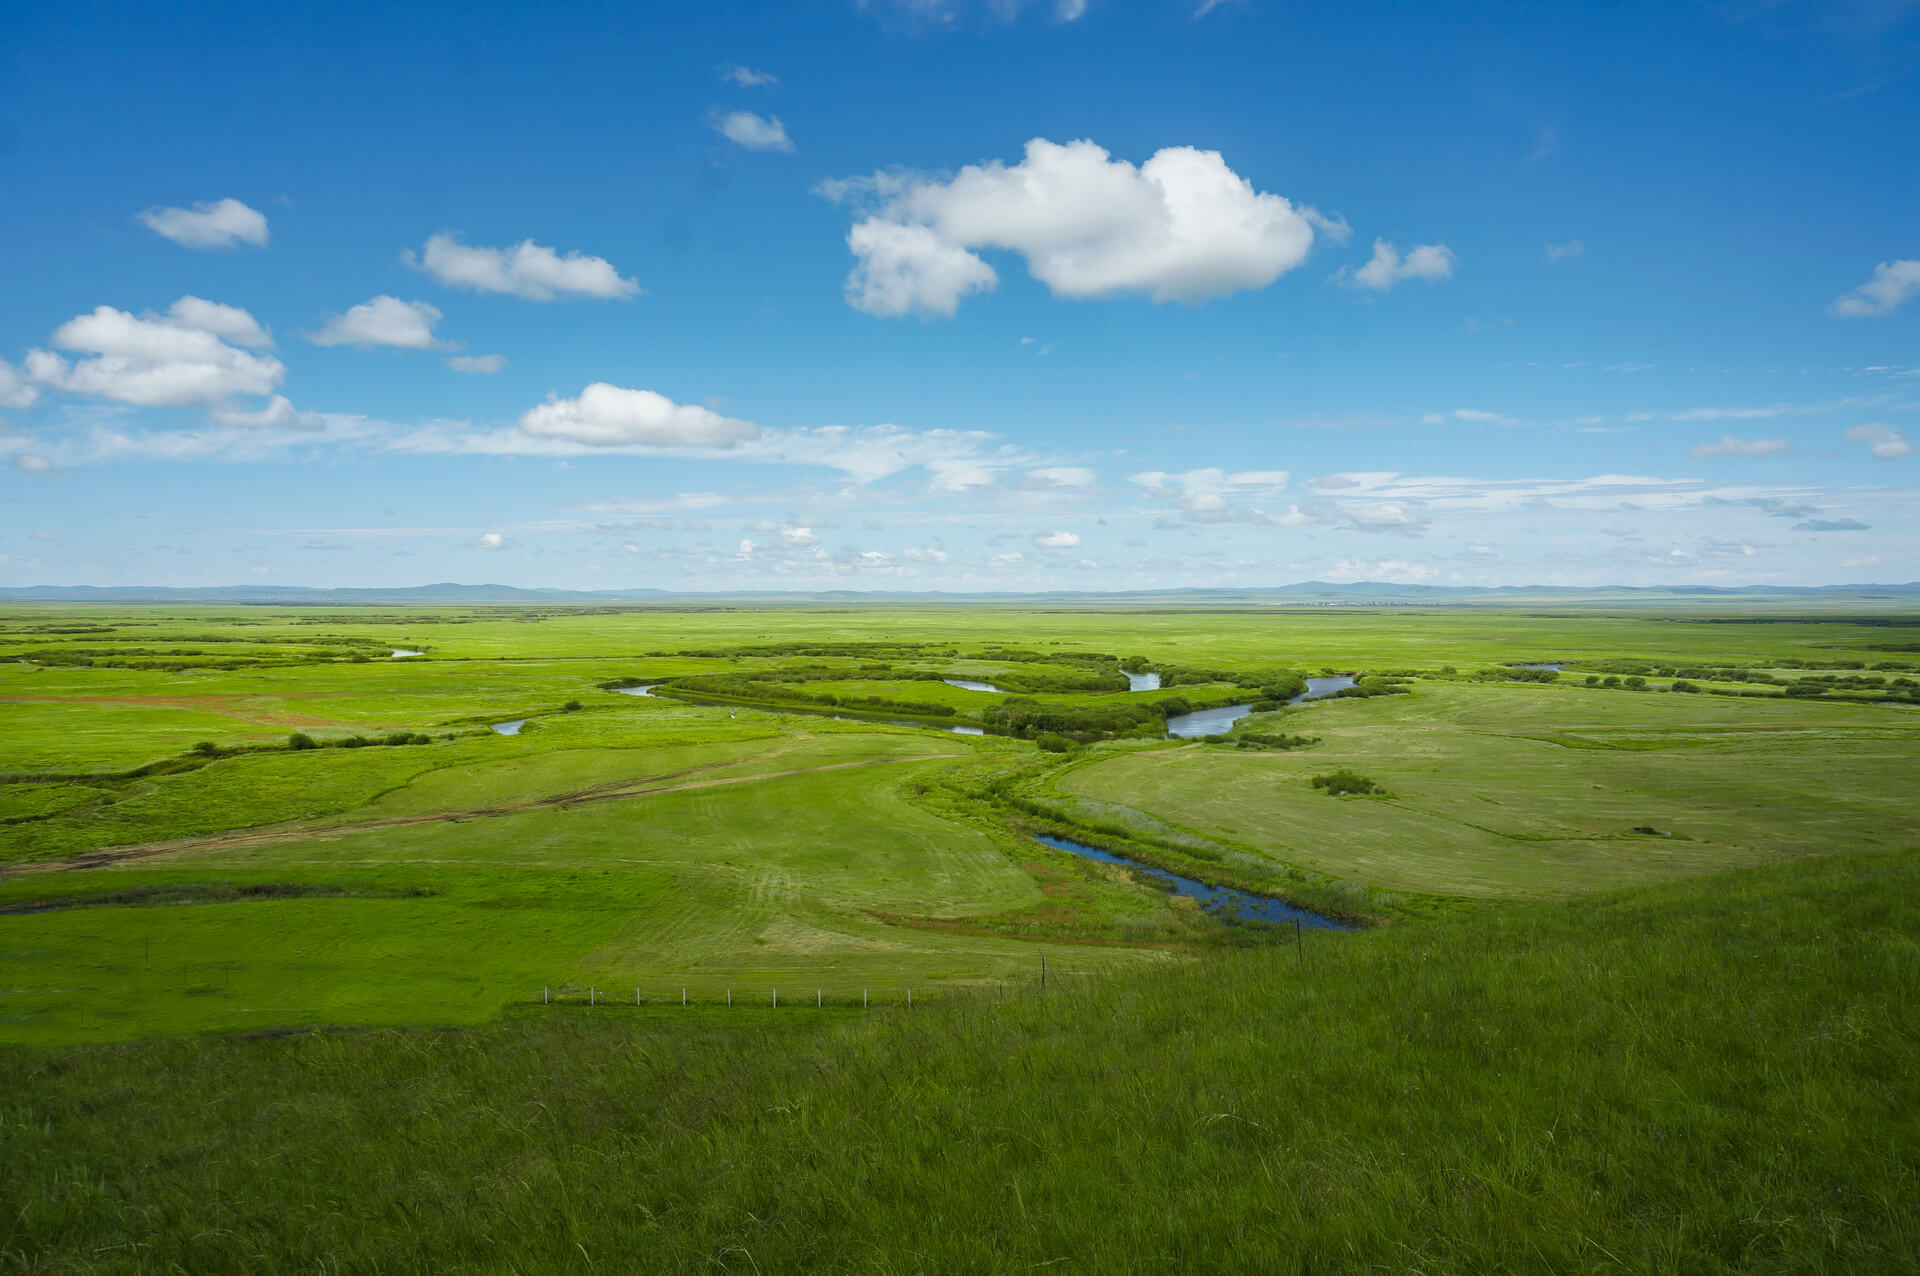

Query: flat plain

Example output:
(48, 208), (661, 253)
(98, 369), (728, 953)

(2, 601), (1917, 1270)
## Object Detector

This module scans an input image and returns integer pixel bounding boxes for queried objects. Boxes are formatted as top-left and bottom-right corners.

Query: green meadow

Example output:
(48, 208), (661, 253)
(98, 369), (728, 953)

(3, 601), (1918, 1269)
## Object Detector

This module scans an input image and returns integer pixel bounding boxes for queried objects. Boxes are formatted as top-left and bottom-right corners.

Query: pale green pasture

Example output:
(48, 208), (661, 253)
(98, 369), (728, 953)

(1055, 683), (1920, 898)
(0, 738), (1156, 1043)
(10, 603), (1920, 669)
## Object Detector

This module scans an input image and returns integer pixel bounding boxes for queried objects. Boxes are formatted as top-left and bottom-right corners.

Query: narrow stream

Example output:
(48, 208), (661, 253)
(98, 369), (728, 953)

(1164, 673), (1358, 737)
(1164, 703), (1254, 737)
(614, 684), (657, 697)
(1124, 670), (1162, 691)
(1035, 835), (1351, 930)
(490, 719), (527, 736)
(943, 678), (1006, 693)
(1290, 674), (1356, 702)
(390, 648), (424, 658)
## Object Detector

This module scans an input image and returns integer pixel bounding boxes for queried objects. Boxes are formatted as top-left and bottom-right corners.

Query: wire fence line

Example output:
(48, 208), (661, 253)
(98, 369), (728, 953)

(533, 964), (1079, 1011)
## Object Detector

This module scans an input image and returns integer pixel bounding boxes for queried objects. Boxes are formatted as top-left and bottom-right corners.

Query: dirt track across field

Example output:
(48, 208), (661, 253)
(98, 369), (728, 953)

(7, 755), (930, 875)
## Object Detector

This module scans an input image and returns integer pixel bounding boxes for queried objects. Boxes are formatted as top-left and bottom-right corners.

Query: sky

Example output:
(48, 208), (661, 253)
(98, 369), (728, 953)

(1, 0), (1917, 592)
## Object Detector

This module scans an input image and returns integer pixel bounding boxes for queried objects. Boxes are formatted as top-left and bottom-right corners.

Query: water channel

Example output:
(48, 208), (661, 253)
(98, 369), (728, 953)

(1163, 674), (1358, 738)
(1035, 835), (1350, 930)
(943, 678), (1006, 693)
(390, 648), (424, 658)
(1124, 670), (1162, 691)
(614, 684), (657, 697)
(490, 719), (527, 736)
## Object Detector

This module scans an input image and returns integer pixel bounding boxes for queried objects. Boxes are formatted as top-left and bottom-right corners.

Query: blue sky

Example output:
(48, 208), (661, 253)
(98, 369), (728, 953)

(2, 0), (1916, 591)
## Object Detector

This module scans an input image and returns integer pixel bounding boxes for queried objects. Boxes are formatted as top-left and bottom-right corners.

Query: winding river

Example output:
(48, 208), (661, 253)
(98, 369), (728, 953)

(1035, 835), (1351, 930)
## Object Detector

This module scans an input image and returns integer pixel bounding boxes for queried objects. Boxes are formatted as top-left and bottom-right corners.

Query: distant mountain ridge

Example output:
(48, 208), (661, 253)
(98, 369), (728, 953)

(3, 581), (1919, 606)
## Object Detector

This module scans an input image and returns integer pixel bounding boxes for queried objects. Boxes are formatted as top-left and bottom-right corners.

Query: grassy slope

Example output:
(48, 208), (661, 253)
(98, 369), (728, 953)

(0, 727), (1179, 1045)
(1057, 681), (1920, 897)
(2, 849), (1914, 1272)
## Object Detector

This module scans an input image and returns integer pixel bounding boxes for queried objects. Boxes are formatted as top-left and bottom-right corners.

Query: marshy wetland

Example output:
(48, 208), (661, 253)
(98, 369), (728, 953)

(3, 601), (1917, 1270)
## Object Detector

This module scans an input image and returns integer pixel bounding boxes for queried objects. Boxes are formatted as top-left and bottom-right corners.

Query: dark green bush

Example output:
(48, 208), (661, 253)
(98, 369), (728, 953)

(1311, 769), (1385, 797)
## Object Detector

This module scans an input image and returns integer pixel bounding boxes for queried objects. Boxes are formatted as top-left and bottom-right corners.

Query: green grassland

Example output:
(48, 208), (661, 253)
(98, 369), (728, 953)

(2, 849), (1914, 1272)
(1052, 681), (1920, 898)
(3, 601), (1918, 1267)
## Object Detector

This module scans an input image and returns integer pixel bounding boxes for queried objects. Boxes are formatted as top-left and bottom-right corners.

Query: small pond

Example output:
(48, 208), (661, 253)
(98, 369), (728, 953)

(1165, 703), (1253, 738)
(490, 719), (528, 736)
(1511, 662), (1568, 671)
(614, 684), (657, 697)
(1291, 674), (1357, 702)
(944, 678), (1006, 694)
(1124, 670), (1162, 691)
(949, 725), (985, 735)
(1035, 835), (1351, 930)
(390, 648), (424, 658)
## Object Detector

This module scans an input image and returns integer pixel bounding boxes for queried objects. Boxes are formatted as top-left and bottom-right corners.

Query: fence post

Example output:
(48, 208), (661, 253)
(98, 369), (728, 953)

(682, 987), (687, 1006)
(726, 989), (731, 1006)
(590, 987), (596, 1006)
(864, 988), (868, 1008)
(1041, 954), (1047, 990)
(817, 989), (822, 1008)
(636, 987), (642, 1006)
(908, 989), (912, 1009)
(773, 987), (777, 1009)
(543, 986), (549, 1004)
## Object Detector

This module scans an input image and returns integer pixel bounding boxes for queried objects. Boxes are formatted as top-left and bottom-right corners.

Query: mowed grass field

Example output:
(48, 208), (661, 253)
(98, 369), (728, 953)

(1053, 679), (1920, 898)
(0, 722), (1173, 1045)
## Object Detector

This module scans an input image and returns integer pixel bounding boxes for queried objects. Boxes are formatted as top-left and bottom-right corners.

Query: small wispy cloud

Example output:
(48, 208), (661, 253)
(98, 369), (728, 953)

(711, 110), (795, 152)
(1691, 435), (1790, 459)
(1830, 260), (1920, 318)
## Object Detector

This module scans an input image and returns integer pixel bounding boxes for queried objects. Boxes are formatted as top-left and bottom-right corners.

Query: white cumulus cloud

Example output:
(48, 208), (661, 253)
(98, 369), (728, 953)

(1830, 260), (1920, 317)
(0, 358), (38, 409)
(308, 296), (443, 349)
(445, 354), (507, 375)
(1338, 239), (1456, 291)
(405, 233), (640, 301)
(842, 220), (998, 317)
(26, 297), (285, 407)
(1845, 423), (1913, 459)
(518, 383), (761, 448)
(711, 110), (794, 152)
(1691, 435), (1790, 459)
(135, 197), (269, 249)
(723, 65), (777, 87)
(823, 137), (1324, 316)
(1033, 530), (1081, 548)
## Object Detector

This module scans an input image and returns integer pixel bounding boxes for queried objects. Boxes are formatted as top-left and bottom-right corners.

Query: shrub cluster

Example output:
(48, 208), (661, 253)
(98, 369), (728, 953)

(1311, 769), (1385, 797)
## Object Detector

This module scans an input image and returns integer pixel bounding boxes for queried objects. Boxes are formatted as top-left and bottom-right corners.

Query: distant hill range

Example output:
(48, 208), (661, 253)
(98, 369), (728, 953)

(3, 581), (1919, 607)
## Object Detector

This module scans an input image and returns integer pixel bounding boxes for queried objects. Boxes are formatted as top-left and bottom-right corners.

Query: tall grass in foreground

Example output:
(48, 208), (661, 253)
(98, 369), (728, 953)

(4, 850), (1917, 1273)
